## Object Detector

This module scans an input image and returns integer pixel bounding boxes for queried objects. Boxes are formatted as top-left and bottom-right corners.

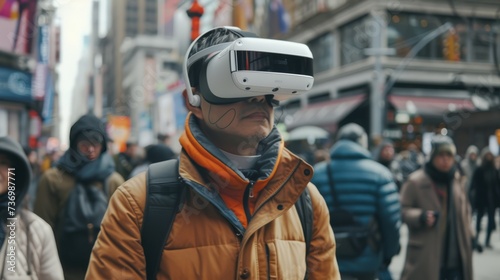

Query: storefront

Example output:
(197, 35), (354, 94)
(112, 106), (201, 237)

(0, 66), (33, 145)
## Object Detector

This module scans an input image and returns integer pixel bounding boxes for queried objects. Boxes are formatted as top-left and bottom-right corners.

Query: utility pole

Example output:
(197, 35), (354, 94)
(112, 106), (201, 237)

(364, 13), (396, 140)
(365, 21), (453, 141)
(365, 42), (395, 141)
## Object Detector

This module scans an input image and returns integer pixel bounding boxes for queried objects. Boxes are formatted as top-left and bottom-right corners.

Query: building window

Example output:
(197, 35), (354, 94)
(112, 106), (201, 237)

(340, 16), (373, 65)
(0, 107), (24, 143)
(470, 19), (494, 62)
(307, 32), (334, 73)
(126, 26), (138, 36)
(387, 12), (498, 63)
(388, 13), (465, 61)
(145, 22), (157, 35)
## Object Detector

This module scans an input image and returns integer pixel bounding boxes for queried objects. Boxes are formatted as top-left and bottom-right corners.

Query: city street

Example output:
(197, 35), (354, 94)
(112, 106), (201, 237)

(390, 217), (500, 280)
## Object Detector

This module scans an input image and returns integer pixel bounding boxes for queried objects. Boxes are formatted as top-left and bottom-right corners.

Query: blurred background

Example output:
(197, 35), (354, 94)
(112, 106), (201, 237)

(1, 1), (500, 278)
(0, 0), (499, 164)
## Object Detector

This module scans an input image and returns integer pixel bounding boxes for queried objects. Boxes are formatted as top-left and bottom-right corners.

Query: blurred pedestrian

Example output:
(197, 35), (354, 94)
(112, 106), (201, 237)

(40, 149), (57, 174)
(86, 26), (339, 279)
(0, 137), (64, 279)
(157, 133), (172, 147)
(460, 145), (479, 201)
(372, 139), (404, 191)
(34, 114), (124, 280)
(286, 139), (316, 165)
(113, 140), (138, 180)
(470, 147), (500, 249)
(312, 123), (401, 280)
(394, 143), (425, 186)
(128, 144), (176, 179)
(400, 135), (473, 280)
(314, 148), (330, 164)
(22, 145), (40, 210)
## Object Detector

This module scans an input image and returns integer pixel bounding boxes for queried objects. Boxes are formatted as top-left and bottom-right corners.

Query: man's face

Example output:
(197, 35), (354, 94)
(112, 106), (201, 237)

(484, 152), (494, 162)
(126, 144), (137, 157)
(432, 151), (455, 172)
(0, 154), (11, 194)
(190, 92), (274, 155)
(380, 145), (395, 161)
(469, 152), (477, 161)
(77, 139), (102, 161)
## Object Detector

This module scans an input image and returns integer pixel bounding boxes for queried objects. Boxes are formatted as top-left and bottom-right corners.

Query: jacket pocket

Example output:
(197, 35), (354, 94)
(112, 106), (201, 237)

(266, 240), (307, 280)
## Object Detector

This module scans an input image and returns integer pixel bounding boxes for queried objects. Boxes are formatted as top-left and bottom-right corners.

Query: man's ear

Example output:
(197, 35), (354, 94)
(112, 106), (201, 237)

(182, 89), (203, 119)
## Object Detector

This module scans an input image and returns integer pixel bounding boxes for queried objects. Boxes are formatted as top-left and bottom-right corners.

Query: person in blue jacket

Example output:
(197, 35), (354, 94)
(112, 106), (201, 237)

(312, 123), (401, 280)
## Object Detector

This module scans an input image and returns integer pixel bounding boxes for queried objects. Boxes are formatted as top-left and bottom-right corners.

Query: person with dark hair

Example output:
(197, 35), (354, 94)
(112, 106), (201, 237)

(400, 135), (473, 280)
(113, 140), (138, 179)
(0, 137), (64, 279)
(470, 147), (500, 249)
(34, 114), (124, 280)
(86, 26), (339, 279)
(372, 139), (403, 191)
(394, 143), (425, 186)
(128, 144), (176, 179)
(312, 123), (401, 280)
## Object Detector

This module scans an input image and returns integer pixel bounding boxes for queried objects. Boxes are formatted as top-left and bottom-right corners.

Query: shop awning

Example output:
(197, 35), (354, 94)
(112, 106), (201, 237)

(286, 94), (366, 130)
(389, 95), (476, 117)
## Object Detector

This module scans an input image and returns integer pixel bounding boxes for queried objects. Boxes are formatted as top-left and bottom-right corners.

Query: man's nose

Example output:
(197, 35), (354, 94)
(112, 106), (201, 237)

(248, 95), (266, 103)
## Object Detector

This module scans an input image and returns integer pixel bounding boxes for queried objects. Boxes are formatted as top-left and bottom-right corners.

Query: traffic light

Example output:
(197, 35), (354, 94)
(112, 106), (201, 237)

(443, 31), (460, 61)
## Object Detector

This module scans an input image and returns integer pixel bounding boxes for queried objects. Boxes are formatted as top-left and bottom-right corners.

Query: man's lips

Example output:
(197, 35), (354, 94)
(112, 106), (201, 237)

(243, 111), (269, 120)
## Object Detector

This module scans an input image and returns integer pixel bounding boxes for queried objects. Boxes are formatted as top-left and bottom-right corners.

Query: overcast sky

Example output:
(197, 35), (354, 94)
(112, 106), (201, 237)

(54, 0), (218, 148)
(56, 0), (91, 148)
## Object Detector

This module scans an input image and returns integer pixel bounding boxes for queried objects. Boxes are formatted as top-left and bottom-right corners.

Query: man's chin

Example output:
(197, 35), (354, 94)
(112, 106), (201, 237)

(87, 155), (98, 161)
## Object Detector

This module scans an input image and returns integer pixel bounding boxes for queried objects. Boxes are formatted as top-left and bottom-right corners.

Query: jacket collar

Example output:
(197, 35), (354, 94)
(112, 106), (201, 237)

(330, 140), (371, 160)
(179, 113), (284, 195)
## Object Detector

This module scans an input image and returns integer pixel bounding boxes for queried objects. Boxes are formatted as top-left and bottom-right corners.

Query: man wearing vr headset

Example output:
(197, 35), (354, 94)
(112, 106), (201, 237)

(86, 27), (339, 279)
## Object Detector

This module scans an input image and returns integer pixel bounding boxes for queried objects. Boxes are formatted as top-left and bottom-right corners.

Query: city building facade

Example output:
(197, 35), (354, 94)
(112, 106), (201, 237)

(274, 0), (500, 154)
(0, 0), (60, 150)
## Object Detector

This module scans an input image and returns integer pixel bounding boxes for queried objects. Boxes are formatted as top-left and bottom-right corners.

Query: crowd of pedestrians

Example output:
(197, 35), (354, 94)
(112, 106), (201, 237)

(0, 114), (178, 279)
(309, 125), (500, 280)
(0, 26), (498, 280)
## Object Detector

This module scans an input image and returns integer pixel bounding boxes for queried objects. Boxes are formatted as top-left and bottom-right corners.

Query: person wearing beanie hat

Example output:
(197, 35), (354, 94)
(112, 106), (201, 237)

(470, 147), (500, 249)
(400, 134), (473, 280)
(336, 123), (369, 149)
(33, 114), (124, 280)
(428, 135), (457, 162)
(0, 137), (64, 279)
(312, 123), (401, 280)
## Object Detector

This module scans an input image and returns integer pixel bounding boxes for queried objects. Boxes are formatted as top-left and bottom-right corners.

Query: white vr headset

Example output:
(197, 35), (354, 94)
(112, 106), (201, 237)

(183, 27), (314, 106)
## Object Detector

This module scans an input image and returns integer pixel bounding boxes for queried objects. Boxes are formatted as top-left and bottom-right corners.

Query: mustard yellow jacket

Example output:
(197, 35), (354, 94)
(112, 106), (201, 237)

(86, 115), (339, 279)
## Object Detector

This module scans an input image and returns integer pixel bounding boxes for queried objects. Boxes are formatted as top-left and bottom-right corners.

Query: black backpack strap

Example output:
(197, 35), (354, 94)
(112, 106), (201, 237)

(295, 186), (313, 279)
(142, 159), (184, 280)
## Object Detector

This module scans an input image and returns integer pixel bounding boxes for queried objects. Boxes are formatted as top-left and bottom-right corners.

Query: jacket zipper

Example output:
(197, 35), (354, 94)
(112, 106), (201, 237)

(243, 181), (255, 225)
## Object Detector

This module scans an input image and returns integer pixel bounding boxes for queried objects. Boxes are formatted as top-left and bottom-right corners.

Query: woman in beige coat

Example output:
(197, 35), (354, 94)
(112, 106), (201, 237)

(0, 137), (64, 279)
(400, 135), (473, 280)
